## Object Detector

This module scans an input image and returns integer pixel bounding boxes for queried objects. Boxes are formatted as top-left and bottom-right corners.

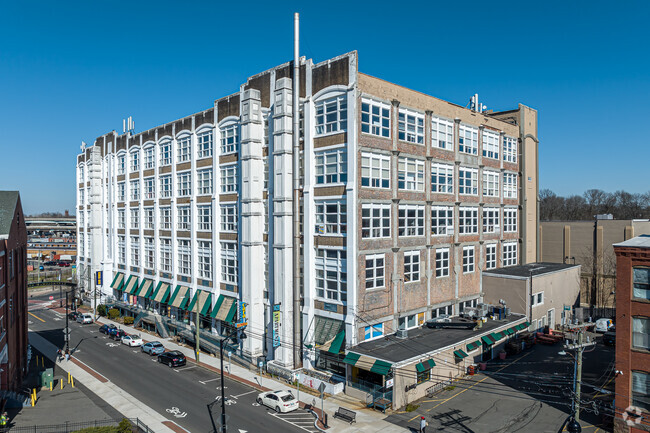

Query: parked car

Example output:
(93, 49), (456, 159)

(43, 261), (57, 266)
(594, 318), (614, 333)
(603, 326), (616, 346)
(76, 314), (93, 324)
(39, 265), (44, 271)
(256, 391), (299, 413)
(68, 311), (79, 321)
(157, 351), (187, 367)
(109, 329), (128, 340)
(121, 335), (143, 347)
(99, 324), (117, 334)
(141, 341), (165, 355)
(58, 262), (70, 267)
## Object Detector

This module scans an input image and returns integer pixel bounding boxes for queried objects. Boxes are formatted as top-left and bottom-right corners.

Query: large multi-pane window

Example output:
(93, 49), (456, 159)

(130, 236), (140, 266)
(431, 206), (454, 236)
(398, 157), (424, 191)
(503, 172), (517, 199)
(197, 205), (212, 231)
(144, 146), (154, 169)
(631, 371), (650, 412)
(197, 130), (213, 159)
(503, 136), (517, 163)
(315, 148), (347, 184)
(315, 95), (347, 135)
(130, 151), (139, 172)
(117, 182), (125, 201)
(503, 241), (518, 267)
(144, 177), (155, 199)
(160, 238), (172, 272)
(117, 154), (126, 175)
(431, 163), (454, 194)
(361, 152), (390, 188)
(220, 204), (237, 232)
(459, 167), (478, 195)
(160, 175), (172, 198)
(398, 108), (424, 144)
(361, 98), (390, 138)
(198, 241), (212, 279)
(144, 207), (154, 230)
(404, 251), (420, 282)
(315, 248), (347, 302)
(633, 268), (650, 300)
(177, 206), (191, 230)
(486, 244), (497, 269)
(220, 165), (237, 193)
(361, 204), (390, 238)
(483, 208), (500, 233)
(365, 254), (385, 289)
(482, 130), (499, 159)
(117, 209), (125, 229)
(79, 189), (84, 205)
(177, 135), (191, 162)
(431, 116), (454, 150)
(436, 248), (449, 277)
(177, 239), (191, 275)
(117, 236), (125, 264)
(78, 165), (85, 182)
(504, 208), (518, 232)
(144, 237), (155, 269)
(364, 323), (384, 341)
(177, 172), (191, 197)
(160, 207), (171, 230)
(160, 140), (172, 166)
(459, 125), (478, 155)
(632, 317), (650, 350)
(129, 180), (140, 201)
(130, 208), (139, 229)
(315, 200), (347, 235)
(483, 170), (499, 197)
(463, 246), (475, 273)
(197, 168), (213, 195)
(220, 124), (238, 154)
(459, 207), (478, 234)
(398, 205), (425, 237)
(78, 233), (84, 256)
(221, 242), (238, 286)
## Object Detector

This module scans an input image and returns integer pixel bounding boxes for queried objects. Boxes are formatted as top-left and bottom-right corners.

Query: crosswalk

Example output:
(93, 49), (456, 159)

(270, 410), (319, 433)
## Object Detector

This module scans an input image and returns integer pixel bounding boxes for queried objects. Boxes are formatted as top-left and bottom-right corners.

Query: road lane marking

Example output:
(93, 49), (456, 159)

(230, 390), (256, 399)
(28, 312), (46, 322)
(199, 378), (220, 384)
(174, 366), (196, 372)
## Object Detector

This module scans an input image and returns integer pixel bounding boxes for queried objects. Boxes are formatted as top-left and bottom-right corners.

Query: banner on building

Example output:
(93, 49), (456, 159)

(237, 301), (248, 328)
(95, 271), (103, 286)
(272, 304), (281, 348)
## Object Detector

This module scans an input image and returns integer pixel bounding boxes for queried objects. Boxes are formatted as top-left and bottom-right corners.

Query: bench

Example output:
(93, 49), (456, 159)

(334, 407), (356, 424)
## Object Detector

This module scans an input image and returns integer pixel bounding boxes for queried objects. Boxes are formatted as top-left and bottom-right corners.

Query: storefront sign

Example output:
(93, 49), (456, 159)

(272, 304), (281, 348)
(237, 301), (248, 328)
(386, 378), (394, 388)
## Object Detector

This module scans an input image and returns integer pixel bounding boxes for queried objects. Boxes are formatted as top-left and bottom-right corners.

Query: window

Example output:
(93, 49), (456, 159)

(79, 211), (84, 227)
(463, 246), (475, 273)
(177, 239), (191, 275)
(315, 148), (347, 184)
(130, 151), (139, 172)
(632, 371), (650, 412)
(117, 236), (125, 264)
(117, 209), (125, 229)
(459, 125), (478, 155)
(130, 236), (139, 266)
(483, 208), (500, 233)
(220, 204), (237, 232)
(160, 175), (172, 198)
(503, 136), (517, 163)
(504, 208), (518, 232)
(144, 237), (155, 269)
(144, 177), (155, 199)
(361, 204), (390, 238)
(365, 254), (385, 289)
(130, 208), (139, 229)
(315, 249), (347, 302)
(431, 163), (454, 194)
(144, 207), (154, 230)
(315, 200), (347, 235)
(482, 129), (499, 159)
(364, 323), (384, 341)
(198, 241), (212, 279)
(431, 116), (454, 150)
(633, 317), (650, 350)
(117, 182), (125, 201)
(197, 130), (213, 158)
(79, 189), (84, 205)
(459, 207), (478, 234)
(160, 207), (171, 230)
(398, 108), (424, 144)
(160, 238), (172, 272)
(78, 233), (84, 256)
(177, 135), (191, 163)
(144, 146), (154, 169)
(220, 124), (238, 154)
(417, 368), (431, 384)
(432, 305), (453, 317)
(361, 152), (390, 188)
(486, 244), (497, 269)
(361, 98), (390, 138)
(532, 292), (544, 306)
(78, 165), (85, 182)
(503, 172), (517, 199)
(431, 206), (453, 236)
(177, 171), (191, 197)
(160, 140), (172, 166)
(398, 314), (418, 330)
(117, 154), (126, 175)
(459, 167), (478, 195)
(129, 179), (140, 201)
(633, 268), (650, 300)
(398, 157), (424, 191)
(221, 164), (237, 193)
(198, 205), (212, 231)
(404, 251), (420, 282)
(398, 205), (425, 237)
(221, 242), (238, 286)
(503, 241), (518, 267)
(197, 168), (213, 195)
(177, 206), (191, 230)
(315, 95), (347, 135)
(483, 170), (499, 197)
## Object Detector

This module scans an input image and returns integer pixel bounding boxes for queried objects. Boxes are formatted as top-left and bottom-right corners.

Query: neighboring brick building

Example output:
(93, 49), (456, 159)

(0, 191), (29, 392)
(613, 235), (650, 433)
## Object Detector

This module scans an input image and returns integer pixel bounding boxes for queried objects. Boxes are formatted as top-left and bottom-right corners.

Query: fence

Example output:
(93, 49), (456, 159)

(5, 417), (153, 433)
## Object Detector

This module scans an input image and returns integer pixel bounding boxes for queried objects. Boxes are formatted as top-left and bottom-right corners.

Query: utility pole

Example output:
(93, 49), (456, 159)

(195, 295), (200, 364)
(65, 291), (70, 354)
(563, 330), (595, 423)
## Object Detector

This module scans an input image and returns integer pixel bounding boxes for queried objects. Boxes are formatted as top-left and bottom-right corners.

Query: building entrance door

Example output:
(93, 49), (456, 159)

(547, 309), (555, 330)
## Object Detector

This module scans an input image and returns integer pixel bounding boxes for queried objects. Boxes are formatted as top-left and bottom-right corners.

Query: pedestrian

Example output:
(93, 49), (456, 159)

(1, 411), (8, 430)
(420, 416), (427, 433)
(56, 348), (62, 361)
(65, 349), (70, 362)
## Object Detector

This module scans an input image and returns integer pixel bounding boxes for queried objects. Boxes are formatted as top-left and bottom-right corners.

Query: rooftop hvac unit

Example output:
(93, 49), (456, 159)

(461, 307), (479, 319)
(476, 303), (489, 317)
(396, 329), (408, 339)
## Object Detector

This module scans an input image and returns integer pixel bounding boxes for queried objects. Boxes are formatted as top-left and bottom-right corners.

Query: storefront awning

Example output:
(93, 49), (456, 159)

(135, 279), (154, 298)
(524, 321), (531, 327)
(152, 282), (171, 303)
(110, 272), (125, 290)
(169, 285), (190, 309)
(490, 332), (503, 342)
(124, 276), (139, 295)
(318, 330), (345, 354)
(211, 295), (237, 323)
(415, 358), (436, 373)
(505, 327), (515, 335)
(343, 352), (393, 376)
(481, 335), (495, 345)
(187, 290), (213, 317)
(467, 340), (482, 352)
(453, 349), (469, 359)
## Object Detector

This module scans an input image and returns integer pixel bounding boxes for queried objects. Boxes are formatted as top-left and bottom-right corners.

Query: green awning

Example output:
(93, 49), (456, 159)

(211, 295), (237, 323)
(187, 290), (213, 317)
(454, 350), (469, 359)
(416, 358), (436, 372)
(482, 335), (495, 345)
(110, 272), (125, 290)
(490, 332), (502, 342)
(506, 328), (515, 335)
(135, 279), (153, 298)
(319, 330), (345, 354)
(467, 340), (482, 351)
(152, 282), (171, 303)
(124, 276), (139, 295)
(524, 321), (531, 327)
(169, 285), (190, 309)
(343, 352), (392, 376)
(370, 360), (392, 375)
(495, 331), (505, 339)
(343, 352), (361, 365)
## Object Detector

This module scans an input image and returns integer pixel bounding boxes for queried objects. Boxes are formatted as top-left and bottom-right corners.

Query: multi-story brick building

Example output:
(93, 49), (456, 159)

(613, 236), (650, 432)
(0, 191), (29, 392)
(76, 51), (538, 380)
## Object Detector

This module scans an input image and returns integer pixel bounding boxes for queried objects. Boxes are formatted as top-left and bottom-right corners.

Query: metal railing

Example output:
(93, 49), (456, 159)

(5, 417), (153, 433)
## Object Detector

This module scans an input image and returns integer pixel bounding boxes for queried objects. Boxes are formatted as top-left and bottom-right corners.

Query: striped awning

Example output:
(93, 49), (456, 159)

(110, 273), (125, 290)
(481, 335), (495, 345)
(187, 290), (213, 317)
(343, 353), (392, 376)
(505, 327), (516, 335)
(467, 340), (482, 352)
(152, 282), (171, 303)
(169, 285), (191, 309)
(454, 349), (469, 359)
(135, 279), (154, 298)
(524, 321), (531, 327)
(415, 358), (436, 373)
(124, 276), (139, 295)
(318, 330), (345, 354)
(490, 332), (503, 342)
(211, 295), (237, 322)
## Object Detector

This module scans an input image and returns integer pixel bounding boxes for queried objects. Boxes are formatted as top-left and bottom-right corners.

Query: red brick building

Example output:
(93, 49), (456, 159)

(0, 191), (28, 393)
(614, 235), (650, 433)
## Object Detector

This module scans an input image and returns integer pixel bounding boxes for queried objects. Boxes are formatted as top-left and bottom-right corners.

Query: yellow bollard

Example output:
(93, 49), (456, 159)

(31, 396), (35, 407)
(71, 376), (74, 388)
(68, 372), (71, 384)
(60, 378), (64, 389)
(49, 381), (52, 391)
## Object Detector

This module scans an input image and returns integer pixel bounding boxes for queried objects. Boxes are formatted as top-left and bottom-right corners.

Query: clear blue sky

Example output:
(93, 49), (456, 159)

(1, 0), (648, 215)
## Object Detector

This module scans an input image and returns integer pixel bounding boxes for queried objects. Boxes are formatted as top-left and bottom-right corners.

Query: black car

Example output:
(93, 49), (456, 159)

(157, 351), (187, 367)
(99, 324), (117, 334)
(603, 326), (616, 346)
(68, 311), (79, 321)
(109, 329), (128, 340)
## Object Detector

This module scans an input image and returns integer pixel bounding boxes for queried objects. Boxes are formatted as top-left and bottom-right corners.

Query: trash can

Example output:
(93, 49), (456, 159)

(40, 368), (54, 388)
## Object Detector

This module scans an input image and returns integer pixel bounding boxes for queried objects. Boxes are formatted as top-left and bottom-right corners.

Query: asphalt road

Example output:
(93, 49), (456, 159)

(28, 298), (315, 433)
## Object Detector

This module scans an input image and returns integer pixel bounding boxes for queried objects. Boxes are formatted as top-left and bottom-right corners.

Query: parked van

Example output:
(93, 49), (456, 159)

(594, 318), (613, 333)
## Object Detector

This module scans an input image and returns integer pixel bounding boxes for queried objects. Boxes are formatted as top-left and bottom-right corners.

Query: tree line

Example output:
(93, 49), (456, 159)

(540, 189), (650, 221)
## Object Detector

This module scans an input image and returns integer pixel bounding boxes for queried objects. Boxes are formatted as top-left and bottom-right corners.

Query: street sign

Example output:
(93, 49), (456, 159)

(272, 304), (281, 348)
(49, 296), (54, 300)
(318, 382), (326, 394)
(95, 271), (103, 286)
(62, 327), (71, 335)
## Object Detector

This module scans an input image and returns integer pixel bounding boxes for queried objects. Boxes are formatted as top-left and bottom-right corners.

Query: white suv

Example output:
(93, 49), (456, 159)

(77, 314), (93, 324)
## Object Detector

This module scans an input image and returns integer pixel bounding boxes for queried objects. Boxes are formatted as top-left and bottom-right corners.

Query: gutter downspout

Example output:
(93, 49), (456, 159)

(292, 12), (302, 369)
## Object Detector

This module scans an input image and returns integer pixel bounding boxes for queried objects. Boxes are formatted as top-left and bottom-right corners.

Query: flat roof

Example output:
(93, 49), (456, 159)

(349, 314), (526, 365)
(614, 234), (650, 249)
(483, 262), (579, 278)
